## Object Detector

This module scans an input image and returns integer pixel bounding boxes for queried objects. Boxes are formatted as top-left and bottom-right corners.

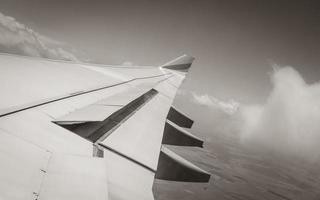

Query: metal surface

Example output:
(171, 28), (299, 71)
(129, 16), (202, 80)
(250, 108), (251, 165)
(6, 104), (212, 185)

(162, 120), (203, 147)
(55, 104), (122, 122)
(155, 146), (211, 182)
(166, 106), (194, 128)
(154, 78), (179, 99)
(0, 54), (122, 111)
(101, 93), (173, 170)
(161, 55), (195, 72)
(0, 53), (209, 200)
(39, 155), (108, 200)
(95, 87), (148, 106)
(0, 110), (93, 155)
(104, 149), (155, 200)
(0, 129), (51, 200)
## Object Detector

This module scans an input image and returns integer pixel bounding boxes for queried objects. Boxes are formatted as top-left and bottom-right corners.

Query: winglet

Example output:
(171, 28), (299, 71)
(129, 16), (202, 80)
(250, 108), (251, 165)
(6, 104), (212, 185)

(160, 55), (195, 72)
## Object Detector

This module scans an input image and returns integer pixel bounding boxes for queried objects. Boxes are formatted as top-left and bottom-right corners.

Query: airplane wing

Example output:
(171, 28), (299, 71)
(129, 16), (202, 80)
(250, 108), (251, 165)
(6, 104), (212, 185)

(0, 53), (210, 200)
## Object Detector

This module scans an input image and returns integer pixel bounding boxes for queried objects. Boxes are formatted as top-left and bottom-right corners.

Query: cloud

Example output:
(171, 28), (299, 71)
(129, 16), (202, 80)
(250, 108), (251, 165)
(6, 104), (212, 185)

(191, 92), (239, 115)
(239, 66), (320, 161)
(0, 12), (79, 61)
(122, 61), (134, 66)
(187, 66), (320, 161)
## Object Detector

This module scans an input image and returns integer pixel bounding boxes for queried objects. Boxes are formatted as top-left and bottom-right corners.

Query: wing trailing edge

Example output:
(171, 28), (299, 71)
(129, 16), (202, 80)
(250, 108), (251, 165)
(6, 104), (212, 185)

(155, 56), (211, 183)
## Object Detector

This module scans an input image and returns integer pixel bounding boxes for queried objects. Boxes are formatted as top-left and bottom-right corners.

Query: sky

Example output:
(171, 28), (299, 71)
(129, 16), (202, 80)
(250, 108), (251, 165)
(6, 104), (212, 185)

(1, 0), (320, 104)
(2, 1), (320, 199)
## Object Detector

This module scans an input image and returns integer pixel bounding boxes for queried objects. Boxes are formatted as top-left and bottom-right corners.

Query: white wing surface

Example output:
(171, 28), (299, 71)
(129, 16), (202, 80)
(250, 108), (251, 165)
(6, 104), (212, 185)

(0, 53), (210, 200)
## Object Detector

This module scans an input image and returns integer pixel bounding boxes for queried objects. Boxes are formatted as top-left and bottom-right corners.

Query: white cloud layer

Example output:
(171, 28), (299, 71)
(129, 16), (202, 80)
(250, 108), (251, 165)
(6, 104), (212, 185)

(189, 67), (320, 161)
(191, 92), (239, 115)
(239, 67), (320, 161)
(0, 12), (79, 61)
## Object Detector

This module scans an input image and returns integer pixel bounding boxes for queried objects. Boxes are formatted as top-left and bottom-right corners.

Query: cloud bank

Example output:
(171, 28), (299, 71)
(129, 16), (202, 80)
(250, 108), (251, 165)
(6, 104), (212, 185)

(0, 12), (79, 61)
(190, 67), (320, 161)
(239, 67), (320, 161)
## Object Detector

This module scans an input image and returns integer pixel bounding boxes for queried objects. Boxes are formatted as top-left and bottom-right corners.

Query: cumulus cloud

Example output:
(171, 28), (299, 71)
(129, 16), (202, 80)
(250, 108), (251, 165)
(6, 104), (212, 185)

(188, 66), (320, 161)
(239, 66), (320, 161)
(191, 92), (239, 115)
(0, 12), (79, 61)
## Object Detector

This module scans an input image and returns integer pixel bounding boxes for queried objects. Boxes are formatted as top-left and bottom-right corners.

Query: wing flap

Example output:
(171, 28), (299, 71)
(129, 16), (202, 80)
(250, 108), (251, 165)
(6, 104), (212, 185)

(100, 93), (172, 170)
(104, 149), (155, 200)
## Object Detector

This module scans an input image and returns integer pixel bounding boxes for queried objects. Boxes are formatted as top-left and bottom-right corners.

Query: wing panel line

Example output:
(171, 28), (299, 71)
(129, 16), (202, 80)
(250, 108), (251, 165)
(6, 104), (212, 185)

(99, 143), (156, 172)
(0, 73), (170, 118)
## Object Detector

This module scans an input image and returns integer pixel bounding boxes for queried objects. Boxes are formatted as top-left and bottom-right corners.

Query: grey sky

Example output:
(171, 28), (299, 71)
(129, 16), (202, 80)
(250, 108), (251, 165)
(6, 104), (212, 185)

(1, 0), (320, 104)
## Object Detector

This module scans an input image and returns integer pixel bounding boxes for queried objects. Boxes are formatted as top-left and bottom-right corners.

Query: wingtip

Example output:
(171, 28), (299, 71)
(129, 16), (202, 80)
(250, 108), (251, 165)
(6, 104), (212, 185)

(160, 55), (195, 72)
